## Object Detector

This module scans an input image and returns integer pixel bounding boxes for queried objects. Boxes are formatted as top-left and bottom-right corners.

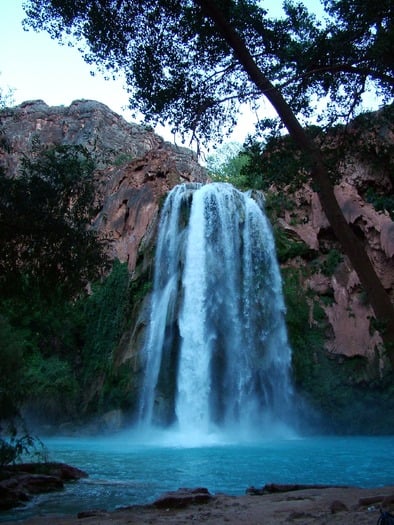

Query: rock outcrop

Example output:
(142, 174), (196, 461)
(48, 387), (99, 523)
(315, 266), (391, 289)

(271, 107), (394, 368)
(153, 487), (213, 509)
(0, 462), (87, 510)
(1, 99), (392, 375)
(0, 99), (206, 272)
(281, 180), (394, 361)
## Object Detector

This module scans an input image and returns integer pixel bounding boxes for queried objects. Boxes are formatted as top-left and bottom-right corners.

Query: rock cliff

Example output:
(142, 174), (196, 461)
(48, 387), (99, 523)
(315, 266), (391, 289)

(0, 99), (206, 273)
(282, 179), (393, 362)
(267, 107), (394, 372)
(1, 100), (392, 388)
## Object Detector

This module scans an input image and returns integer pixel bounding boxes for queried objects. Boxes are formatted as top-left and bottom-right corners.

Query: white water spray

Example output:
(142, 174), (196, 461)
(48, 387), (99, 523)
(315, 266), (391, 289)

(138, 183), (295, 439)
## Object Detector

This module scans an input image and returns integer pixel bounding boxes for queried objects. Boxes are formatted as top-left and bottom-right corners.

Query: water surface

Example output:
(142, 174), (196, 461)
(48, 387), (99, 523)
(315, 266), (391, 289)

(3, 433), (394, 522)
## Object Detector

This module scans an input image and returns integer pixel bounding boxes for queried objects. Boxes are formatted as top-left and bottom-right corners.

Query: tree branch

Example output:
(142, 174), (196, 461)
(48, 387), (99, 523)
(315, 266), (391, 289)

(302, 64), (394, 87)
(195, 0), (394, 365)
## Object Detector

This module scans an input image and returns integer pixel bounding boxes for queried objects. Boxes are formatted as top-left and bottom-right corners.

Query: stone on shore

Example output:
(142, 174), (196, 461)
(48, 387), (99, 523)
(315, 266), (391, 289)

(153, 487), (213, 508)
(0, 462), (88, 510)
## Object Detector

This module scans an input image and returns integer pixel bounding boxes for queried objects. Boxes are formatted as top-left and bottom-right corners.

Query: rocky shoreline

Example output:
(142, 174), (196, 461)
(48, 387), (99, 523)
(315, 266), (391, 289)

(0, 462), (87, 511)
(1, 481), (394, 525)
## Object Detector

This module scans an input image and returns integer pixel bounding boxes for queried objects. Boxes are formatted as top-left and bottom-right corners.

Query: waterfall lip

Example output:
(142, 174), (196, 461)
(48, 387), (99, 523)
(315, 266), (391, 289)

(138, 182), (297, 438)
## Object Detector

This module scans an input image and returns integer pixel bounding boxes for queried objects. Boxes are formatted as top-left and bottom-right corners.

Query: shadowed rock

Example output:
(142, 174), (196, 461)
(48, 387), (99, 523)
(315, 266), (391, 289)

(153, 487), (213, 508)
(0, 462), (88, 510)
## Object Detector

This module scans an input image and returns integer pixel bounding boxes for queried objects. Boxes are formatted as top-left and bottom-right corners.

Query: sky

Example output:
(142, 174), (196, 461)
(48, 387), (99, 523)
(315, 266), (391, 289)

(1, 2), (135, 119)
(0, 0), (335, 153)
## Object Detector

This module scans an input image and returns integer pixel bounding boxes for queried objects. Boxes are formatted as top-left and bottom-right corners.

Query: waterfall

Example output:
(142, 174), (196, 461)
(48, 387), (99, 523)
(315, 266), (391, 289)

(138, 182), (295, 438)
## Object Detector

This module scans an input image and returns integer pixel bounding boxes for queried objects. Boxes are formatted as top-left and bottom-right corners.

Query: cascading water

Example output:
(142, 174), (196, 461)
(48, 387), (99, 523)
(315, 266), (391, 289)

(138, 182), (295, 439)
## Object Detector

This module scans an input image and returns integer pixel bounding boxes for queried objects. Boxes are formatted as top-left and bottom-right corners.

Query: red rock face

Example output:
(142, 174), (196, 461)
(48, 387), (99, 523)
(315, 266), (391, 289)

(0, 99), (206, 273)
(93, 147), (206, 271)
(279, 179), (393, 364)
(2, 100), (392, 366)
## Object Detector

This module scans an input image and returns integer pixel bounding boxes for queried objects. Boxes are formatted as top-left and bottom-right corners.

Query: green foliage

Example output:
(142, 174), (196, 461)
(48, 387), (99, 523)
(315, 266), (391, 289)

(0, 242), (157, 430)
(209, 151), (252, 189)
(0, 291), (85, 425)
(23, 0), (393, 143)
(2, 288), (83, 359)
(273, 226), (311, 264)
(0, 144), (106, 300)
(80, 261), (132, 412)
(0, 317), (26, 421)
(263, 191), (295, 216)
(100, 363), (135, 412)
(129, 275), (153, 305)
(206, 142), (253, 190)
(365, 188), (394, 219)
(282, 268), (325, 386)
(0, 258), (148, 427)
(78, 260), (153, 415)
(241, 131), (320, 192)
(83, 261), (131, 362)
(113, 152), (134, 166)
(206, 137), (306, 192)
(320, 249), (343, 276)
(24, 353), (79, 405)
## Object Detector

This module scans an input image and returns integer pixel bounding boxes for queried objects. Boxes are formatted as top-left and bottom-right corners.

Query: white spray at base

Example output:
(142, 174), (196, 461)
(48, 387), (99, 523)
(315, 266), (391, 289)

(138, 183), (296, 442)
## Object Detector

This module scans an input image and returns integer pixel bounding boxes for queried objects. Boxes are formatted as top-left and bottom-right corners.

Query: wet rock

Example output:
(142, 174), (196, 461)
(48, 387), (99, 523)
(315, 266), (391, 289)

(77, 509), (108, 518)
(0, 462), (88, 510)
(330, 499), (348, 513)
(261, 483), (342, 493)
(153, 487), (213, 508)
(6, 462), (88, 481)
(246, 486), (265, 495)
(0, 483), (29, 510)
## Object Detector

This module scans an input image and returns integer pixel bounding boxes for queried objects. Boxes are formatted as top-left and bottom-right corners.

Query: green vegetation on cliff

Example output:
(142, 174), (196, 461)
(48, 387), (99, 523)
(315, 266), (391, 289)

(208, 108), (394, 434)
(23, 0), (394, 354)
(0, 142), (152, 451)
(0, 257), (149, 434)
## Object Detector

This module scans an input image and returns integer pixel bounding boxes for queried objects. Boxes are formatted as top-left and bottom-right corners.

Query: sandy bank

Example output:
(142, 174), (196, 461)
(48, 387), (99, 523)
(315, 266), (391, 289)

(3, 485), (394, 525)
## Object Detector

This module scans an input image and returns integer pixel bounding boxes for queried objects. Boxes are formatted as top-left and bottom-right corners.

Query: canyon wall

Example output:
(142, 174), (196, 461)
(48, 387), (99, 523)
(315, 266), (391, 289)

(0, 99), (206, 275)
(264, 107), (394, 375)
(1, 100), (393, 420)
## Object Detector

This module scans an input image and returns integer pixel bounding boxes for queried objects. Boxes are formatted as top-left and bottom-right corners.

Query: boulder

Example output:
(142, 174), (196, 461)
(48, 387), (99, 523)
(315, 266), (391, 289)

(153, 487), (213, 508)
(0, 462), (88, 510)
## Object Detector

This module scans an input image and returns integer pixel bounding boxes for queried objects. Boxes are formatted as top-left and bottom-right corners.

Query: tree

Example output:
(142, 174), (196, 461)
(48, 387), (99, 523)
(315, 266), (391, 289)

(0, 316), (25, 422)
(206, 141), (253, 188)
(0, 78), (15, 111)
(0, 144), (106, 300)
(22, 0), (394, 362)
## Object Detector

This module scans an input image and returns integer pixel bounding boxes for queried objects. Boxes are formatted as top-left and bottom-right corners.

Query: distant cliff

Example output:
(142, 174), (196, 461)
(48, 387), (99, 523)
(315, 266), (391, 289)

(1, 100), (392, 369)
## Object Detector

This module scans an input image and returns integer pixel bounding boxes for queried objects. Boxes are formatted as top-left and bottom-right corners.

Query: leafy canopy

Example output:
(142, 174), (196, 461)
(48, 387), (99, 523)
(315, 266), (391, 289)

(23, 0), (393, 144)
(0, 143), (106, 300)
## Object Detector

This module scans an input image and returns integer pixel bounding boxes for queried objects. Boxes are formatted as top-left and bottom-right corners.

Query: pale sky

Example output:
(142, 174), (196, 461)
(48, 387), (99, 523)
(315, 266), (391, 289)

(1, 2), (135, 118)
(0, 0), (351, 152)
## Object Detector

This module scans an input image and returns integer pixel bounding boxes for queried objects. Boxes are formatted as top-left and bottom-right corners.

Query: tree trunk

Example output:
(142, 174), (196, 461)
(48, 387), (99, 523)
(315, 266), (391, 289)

(197, 0), (394, 366)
